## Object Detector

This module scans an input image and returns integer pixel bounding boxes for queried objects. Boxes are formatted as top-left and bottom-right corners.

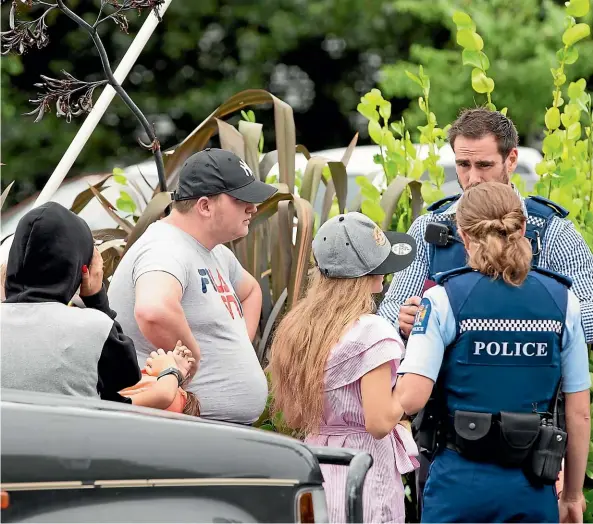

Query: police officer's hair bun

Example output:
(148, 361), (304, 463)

(479, 211), (524, 236)
(456, 182), (533, 287)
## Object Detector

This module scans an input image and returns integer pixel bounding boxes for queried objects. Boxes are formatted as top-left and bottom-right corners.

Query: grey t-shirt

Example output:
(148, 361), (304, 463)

(107, 221), (268, 424)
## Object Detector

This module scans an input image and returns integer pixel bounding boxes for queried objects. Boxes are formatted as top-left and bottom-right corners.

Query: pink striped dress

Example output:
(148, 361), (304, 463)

(305, 314), (419, 523)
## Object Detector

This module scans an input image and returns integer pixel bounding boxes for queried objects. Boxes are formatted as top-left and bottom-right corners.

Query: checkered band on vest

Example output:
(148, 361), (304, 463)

(527, 216), (546, 228)
(431, 213), (452, 222)
(433, 213), (545, 228)
(459, 319), (563, 333)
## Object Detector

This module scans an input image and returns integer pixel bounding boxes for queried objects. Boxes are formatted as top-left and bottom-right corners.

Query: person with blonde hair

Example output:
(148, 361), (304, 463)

(396, 182), (590, 523)
(269, 212), (419, 523)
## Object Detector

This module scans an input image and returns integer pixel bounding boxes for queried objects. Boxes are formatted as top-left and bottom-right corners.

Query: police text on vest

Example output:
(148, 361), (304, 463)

(473, 341), (548, 357)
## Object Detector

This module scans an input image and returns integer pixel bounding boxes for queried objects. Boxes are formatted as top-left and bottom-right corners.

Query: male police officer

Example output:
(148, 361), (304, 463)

(378, 108), (593, 344)
(378, 108), (593, 516)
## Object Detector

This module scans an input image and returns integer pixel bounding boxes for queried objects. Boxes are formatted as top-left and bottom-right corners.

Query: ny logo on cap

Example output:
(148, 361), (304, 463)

(239, 159), (253, 178)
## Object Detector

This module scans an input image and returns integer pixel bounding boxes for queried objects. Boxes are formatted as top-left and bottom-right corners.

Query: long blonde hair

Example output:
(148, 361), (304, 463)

(269, 268), (376, 433)
(456, 182), (532, 286)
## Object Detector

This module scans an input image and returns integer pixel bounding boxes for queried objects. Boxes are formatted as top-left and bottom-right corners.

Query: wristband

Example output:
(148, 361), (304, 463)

(157, 367), (183, 388)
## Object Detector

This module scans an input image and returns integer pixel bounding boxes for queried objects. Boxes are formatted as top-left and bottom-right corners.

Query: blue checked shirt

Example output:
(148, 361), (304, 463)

(378, 188), (593, 343)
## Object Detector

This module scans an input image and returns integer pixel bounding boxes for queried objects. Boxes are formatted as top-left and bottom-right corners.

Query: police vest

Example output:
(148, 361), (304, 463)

(435, 266), (570, 416)
(426, 195), (569, 281)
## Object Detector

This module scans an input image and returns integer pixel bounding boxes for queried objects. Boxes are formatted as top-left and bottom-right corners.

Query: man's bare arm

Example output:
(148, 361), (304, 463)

(134, 272), (201, 375)
(562, 389), (591, 499)
(234, 269), (262, 341)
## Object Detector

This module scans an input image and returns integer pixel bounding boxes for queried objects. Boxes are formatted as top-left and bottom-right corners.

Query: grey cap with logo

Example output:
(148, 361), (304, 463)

(312, 212), (417, 278)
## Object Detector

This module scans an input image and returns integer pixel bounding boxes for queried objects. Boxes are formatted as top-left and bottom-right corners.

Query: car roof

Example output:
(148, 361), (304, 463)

(266, 143), (542, 179)
(1, 160), (158, 240)
(2, 143), (542, 239)
(1, 389), (323, 485)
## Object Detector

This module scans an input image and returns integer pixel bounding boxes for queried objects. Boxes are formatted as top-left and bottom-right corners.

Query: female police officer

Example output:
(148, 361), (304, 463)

(395, 182), (590, 523)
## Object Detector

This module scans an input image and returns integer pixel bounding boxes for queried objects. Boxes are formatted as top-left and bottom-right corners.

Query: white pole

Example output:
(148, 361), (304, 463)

(0, 0), (173, 265)
(34, 0), (173, 207)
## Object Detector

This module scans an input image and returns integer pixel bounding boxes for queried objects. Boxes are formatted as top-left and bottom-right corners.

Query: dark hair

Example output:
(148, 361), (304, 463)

(448, 108), (519, 160)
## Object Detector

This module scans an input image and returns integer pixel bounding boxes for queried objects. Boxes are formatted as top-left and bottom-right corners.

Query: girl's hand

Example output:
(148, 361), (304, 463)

(172, 342), (195, 381)
(173, 340), (198, 381)
(146, 349), (177, 377)
(145, 343), (195, 381)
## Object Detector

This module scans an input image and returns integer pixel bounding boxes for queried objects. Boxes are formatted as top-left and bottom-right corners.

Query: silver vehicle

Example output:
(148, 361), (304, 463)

(1, 145), (542, 240)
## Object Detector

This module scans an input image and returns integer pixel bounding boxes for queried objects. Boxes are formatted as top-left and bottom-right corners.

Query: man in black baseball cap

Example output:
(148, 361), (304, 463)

(107, 148), (278, 425)
(173, 148), (278, 204)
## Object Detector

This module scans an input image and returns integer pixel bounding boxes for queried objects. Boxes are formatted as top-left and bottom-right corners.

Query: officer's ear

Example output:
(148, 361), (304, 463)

(459, 229), (472, 252)
(505, 147), (518, 174)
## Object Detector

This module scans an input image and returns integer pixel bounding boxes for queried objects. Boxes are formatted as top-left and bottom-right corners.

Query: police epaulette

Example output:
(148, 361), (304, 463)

(526, 195), (569, 218)
(531, 267), (573, 288)
(434, 266), (474, 285)
(426, 194), (461, 212)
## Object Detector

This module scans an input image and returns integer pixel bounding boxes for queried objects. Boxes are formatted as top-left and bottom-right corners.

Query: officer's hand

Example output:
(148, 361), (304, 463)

(559, 492), (585, 523)
(399, 296), (422, 339)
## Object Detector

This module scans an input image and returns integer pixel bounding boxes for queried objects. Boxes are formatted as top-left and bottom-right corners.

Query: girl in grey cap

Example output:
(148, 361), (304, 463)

(269, 212), (419, 523)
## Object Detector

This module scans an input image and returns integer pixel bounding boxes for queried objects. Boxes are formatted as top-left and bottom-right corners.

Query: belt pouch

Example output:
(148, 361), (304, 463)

(497, 411), (541, 467)
(453, 411), (492, 460)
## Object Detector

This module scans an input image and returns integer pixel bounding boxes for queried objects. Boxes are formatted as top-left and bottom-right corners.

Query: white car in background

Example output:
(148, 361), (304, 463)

(274, 144), (543, 212)
(1, 144), (542, 240)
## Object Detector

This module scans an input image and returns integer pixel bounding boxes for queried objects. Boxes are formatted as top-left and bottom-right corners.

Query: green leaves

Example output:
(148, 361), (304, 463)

(368, 120), (383, 144)
(405, 70), (423, 88)
(453, 11), (482, 52)
(421, 180), (445, 206)
(405, 66), (430, 96)
(462, 49), (490, 70)
(568, 78), (587, 99)
(357, 100), (379, 122)
(452, 11), (475, 30)
(542, 133), (563, 156)
(557, 46), (579, 64)
(456, 29), (484, 51)
(565, 0), (590, 18)
(112, 167), (127, 185)
(379, 100), (391, 121)
(363, 88), (384, 106)
(116, 190), (137, 215)
(562, 23), (591, 47)
(361, 198), (386, 224)
(545, 107), (561, 130)
(453, 11), (495, 104)
(471, 68), (494, 94)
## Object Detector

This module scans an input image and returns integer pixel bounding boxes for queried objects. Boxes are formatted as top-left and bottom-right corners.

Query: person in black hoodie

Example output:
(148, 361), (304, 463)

(1, 202), (142, 402)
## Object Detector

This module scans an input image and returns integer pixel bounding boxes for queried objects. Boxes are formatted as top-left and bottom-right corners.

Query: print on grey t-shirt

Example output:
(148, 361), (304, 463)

(108, 221), (268, 424)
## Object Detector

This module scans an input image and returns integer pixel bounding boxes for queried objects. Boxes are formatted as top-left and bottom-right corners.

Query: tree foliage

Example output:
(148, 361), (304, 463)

(0, 0), (441, 206)
(380, 0), (593, 146)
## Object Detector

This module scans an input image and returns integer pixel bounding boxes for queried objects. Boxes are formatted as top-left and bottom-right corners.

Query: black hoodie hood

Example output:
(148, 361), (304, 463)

(4, 202), (94, 304)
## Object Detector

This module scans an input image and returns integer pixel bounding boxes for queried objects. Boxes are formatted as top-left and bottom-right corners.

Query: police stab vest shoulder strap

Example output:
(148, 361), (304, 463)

(435, 265), (572, 288)
(426, 194), (461, 213)
(434, 266), (475, 286)
(531, 267), (573, 288)
(525, 195), (569, 219)
(426, 193), (568, 219)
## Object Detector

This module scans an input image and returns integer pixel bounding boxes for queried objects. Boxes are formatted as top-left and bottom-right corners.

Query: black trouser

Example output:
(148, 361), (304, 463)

(415, 451), (432, 519)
